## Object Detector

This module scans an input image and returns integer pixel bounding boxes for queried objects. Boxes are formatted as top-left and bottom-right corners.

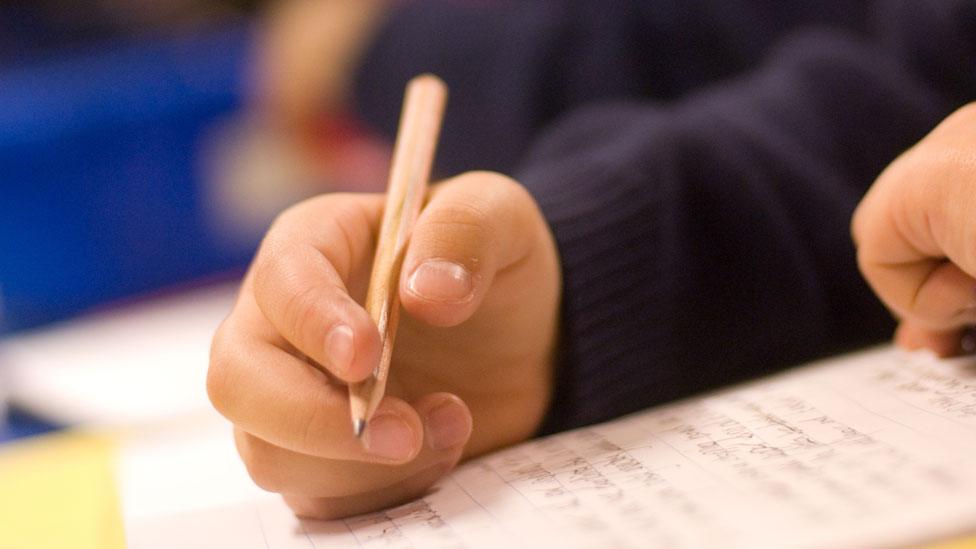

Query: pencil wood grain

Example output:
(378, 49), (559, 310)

(348, 74), (448, 436)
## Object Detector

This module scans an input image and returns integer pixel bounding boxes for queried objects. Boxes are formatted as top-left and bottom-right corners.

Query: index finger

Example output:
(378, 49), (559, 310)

(208, 303), (423, 464)
(252, 193), (385, 382)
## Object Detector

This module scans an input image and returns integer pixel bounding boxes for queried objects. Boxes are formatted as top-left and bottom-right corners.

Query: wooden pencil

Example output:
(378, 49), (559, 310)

(348, 74), (448, 437)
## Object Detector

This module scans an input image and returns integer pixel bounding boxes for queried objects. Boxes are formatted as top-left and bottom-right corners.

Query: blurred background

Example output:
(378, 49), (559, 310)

(0, 0), (391, 440)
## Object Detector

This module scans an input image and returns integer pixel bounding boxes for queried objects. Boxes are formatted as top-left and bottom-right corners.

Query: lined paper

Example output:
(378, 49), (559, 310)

(121, 348), (976, 548)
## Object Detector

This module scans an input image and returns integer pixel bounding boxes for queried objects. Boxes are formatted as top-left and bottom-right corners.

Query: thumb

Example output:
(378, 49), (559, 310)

(400, 171), (540, 327)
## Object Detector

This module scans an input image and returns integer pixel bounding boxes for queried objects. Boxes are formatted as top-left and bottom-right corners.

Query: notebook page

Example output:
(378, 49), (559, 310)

(121, 347), (976, 548)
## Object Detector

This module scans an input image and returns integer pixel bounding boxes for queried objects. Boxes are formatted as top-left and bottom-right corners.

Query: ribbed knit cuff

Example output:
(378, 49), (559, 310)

(517, 103), (684, 434)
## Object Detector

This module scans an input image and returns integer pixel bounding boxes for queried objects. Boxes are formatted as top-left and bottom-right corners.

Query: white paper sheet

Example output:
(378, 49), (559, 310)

(120, 347), (976, 548)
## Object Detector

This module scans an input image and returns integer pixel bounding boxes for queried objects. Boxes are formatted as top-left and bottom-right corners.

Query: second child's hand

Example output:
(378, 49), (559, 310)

(208, 171), (561, 519)
(853, 103), (976, 356)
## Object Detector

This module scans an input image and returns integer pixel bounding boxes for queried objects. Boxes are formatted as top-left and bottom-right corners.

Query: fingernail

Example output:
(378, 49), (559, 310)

(364, 414), (415, 461)
(325, 324), (354, 376)
(407, 260), (473, 303)
(424, 398), (471, 451)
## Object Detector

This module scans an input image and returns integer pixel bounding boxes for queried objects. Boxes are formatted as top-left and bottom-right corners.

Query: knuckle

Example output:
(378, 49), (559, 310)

(487, 170), (529, 200)
(269, 194), (333, 232)
(479, 171), (540, 222)
(265, 202), (304, 240)
(449, 170), (540, 229)
(261, 194), (344, 258)
(250, 240), (285, 300)
(282, 283), (323, 347)
(472, 171), (536, 209)
(421, 193), (495, 251)
(433, 192), (492, 227)
(428, 203), (493, 244)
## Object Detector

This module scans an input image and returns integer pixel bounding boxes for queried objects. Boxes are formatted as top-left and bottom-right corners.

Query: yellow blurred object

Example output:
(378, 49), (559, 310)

(926, 537), (976, 549)
(0, 431), (124, 549)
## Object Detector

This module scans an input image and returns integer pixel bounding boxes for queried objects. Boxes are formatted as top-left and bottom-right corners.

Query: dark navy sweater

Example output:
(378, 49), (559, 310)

(352, 0), (976, 433)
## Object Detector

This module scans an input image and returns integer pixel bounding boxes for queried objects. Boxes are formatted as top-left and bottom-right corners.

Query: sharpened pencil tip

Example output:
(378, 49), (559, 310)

(353, 419), (366, 438)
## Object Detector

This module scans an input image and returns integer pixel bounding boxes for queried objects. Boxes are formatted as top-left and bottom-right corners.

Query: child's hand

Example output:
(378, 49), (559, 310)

(853, 103), (976, 356)
(208, 171), (560, 519)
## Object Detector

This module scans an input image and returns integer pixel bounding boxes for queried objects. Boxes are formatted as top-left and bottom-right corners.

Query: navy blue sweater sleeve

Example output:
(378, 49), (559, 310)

(523, 18), (973, 432)
(353, 0), (869, 176)
(352, 1), (976, 432)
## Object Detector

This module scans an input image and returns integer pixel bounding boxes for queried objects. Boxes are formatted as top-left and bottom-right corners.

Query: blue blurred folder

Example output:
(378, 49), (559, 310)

(0, 23), (255, 334)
